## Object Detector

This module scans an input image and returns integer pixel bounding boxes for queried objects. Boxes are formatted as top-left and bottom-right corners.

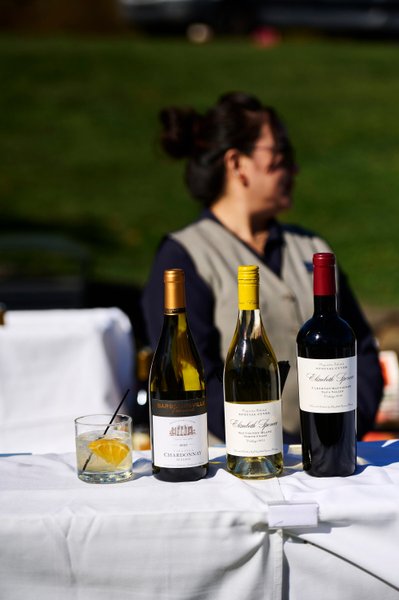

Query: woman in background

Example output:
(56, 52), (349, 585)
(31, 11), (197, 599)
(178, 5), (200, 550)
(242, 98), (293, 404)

(142, 91), (383, 444)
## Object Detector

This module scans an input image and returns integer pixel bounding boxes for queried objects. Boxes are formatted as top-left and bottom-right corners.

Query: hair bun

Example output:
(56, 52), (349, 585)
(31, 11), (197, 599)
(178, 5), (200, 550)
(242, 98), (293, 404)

(159, 107), (199, 159)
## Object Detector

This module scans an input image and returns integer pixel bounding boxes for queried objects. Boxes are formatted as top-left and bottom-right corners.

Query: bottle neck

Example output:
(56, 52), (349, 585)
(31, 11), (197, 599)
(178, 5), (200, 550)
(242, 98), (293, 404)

(162, 277), (189, 338)
(162, 306), (188, 337)
(163, 281), (188, 344)
(313, 263), (337, 316)
(238, 280), (259, 312)
(164, 279), (186, 316)
(313, 295), (337, 315)
(236, 275), (260, 337)
(236, 309), (262, 339)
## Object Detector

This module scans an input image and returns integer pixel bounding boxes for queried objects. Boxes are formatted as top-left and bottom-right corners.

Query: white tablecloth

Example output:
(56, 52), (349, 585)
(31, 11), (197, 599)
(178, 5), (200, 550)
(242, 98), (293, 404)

(0, 308), (134, 453)
(0, 442), (398, 600)
(280, 441), (399, 599)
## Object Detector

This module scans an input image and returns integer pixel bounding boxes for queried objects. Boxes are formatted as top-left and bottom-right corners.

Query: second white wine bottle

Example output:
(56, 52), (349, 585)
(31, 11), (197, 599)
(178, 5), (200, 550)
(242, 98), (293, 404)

(149, 268), (209, 482)
(224, 265), (283, 479)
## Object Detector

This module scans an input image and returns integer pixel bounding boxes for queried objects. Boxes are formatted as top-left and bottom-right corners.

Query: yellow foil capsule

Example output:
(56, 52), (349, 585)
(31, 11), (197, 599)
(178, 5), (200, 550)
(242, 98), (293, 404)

(238, 265), (259, 310)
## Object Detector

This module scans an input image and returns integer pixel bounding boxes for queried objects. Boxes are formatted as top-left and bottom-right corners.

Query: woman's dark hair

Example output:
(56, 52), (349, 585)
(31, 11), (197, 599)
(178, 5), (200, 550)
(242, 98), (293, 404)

(159, 91), (293, 207)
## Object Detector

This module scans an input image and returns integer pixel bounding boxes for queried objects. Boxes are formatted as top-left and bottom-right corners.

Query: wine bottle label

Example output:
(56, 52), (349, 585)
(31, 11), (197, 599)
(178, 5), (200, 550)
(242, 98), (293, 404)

(152, 399), (208, 468)
(297, 356), (357, 413)
(224, 401), (283, 457)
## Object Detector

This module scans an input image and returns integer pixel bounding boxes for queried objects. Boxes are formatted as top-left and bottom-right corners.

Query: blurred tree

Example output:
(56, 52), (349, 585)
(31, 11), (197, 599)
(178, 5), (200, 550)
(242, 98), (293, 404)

(0, 0), (127, 34)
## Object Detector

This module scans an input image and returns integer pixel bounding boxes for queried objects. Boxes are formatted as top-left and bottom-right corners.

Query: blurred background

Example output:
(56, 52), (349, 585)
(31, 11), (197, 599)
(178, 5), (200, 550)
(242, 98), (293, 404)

(1, 0), (399, 352)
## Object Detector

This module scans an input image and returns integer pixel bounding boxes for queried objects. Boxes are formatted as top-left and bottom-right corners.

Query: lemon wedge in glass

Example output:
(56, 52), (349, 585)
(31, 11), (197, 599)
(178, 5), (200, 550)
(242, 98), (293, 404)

(88, 438), (130, 467)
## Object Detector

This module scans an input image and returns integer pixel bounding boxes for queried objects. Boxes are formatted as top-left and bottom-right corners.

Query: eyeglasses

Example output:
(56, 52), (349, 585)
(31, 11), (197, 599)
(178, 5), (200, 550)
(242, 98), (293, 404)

(252, 142), (295, 170)
(253, 145), (277, 152)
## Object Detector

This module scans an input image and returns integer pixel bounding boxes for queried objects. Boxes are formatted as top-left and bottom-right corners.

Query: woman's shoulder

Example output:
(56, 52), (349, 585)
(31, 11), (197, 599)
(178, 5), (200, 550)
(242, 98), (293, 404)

(170, 212), (217, 236)
(280, 222), (334, 261)
(280, 222), (325, 241)
(152, 234), (195, 268)
(169, 216), (229, 253)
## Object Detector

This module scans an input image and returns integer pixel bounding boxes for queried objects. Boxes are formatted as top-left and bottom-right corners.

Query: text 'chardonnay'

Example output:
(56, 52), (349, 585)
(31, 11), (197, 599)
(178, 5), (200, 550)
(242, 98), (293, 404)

(149, 268), (209, 482)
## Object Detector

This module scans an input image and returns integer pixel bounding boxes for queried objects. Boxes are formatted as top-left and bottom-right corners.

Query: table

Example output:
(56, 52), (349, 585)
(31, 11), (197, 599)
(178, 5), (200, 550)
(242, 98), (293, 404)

(0, 442), (398, 600)
(0, 308), (134, 454)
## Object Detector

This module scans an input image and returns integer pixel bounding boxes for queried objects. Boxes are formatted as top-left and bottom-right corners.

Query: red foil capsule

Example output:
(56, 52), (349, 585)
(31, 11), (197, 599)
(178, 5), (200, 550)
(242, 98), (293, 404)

(313, 252), (336, 296)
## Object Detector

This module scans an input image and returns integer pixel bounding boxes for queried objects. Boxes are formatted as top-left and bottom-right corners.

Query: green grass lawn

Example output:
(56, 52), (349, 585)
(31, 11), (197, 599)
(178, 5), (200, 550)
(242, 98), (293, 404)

(1, 33), (399, 308)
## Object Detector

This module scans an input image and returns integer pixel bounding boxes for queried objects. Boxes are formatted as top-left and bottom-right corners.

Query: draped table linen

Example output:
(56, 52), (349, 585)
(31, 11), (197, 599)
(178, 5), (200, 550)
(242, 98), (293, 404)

(0, 308), (134, 454)
(0, 442), (398, 600)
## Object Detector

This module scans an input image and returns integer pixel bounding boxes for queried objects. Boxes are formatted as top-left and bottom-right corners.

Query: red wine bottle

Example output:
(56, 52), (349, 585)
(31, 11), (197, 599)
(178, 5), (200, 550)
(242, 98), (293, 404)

(296, 253), (357, 477)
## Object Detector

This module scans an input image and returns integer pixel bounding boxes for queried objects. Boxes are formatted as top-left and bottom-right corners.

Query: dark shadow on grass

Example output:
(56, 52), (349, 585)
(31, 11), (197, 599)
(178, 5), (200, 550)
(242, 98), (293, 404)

(0, 212), (124, 250)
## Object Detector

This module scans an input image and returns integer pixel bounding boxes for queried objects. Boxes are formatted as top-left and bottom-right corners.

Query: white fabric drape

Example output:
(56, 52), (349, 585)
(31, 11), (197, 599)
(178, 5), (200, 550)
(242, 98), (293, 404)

(0, 442), (398, 599)
(0, 308), (134, 453)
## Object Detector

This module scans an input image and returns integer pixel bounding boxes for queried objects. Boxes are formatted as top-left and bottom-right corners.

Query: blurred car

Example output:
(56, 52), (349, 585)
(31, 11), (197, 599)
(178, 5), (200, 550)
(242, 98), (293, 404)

(118, 0), (257, 34)
(256, 0), (399, 34)
(118, 0), (399, 35)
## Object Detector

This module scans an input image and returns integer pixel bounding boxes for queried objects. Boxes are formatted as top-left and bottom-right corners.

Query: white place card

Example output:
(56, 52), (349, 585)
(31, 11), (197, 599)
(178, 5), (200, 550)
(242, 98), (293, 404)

(268, 502), (319, 529)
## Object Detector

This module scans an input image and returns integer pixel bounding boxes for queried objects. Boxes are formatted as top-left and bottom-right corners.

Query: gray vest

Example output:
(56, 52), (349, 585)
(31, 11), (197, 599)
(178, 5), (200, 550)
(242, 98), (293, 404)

(171, 219), (332, 434)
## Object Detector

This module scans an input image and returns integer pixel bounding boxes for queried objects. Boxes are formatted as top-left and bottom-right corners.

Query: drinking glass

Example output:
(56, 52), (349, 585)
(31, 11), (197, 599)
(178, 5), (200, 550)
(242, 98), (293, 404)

(75, 414), (133, 483)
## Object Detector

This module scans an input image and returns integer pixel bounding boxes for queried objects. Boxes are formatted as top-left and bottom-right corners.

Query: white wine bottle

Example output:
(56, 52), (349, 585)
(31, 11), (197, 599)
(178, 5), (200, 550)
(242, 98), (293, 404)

(149, 268), (209, 482)
(224, 265), (283, 479)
